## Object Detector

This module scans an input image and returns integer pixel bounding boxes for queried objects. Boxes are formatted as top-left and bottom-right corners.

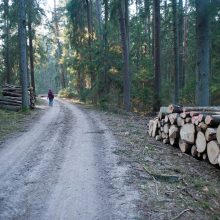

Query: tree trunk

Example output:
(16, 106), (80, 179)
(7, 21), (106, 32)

(118, 1), (131, 111)
(18, 0), (29, 109)
(3, 0), (11, 84)
(103, 0), (109, 95)
(95, 0), (102, 40)
(179, 0), (184, 90)
(54, 0), (66, 89)
(85, 0), (95, 97)
(153, 0), (161, 111)
(144, 0), (152, 56)
(183, 0), (189, 87)
(28, 12), (35, 94)
(172, 0), (180, 104)
(195, 0), (210, 106)
(124, 0), (130, 51)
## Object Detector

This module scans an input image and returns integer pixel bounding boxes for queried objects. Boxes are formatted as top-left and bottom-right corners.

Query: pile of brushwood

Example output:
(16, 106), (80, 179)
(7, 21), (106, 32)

(148, 104), (220, 167)
(0, 84), (35, 111)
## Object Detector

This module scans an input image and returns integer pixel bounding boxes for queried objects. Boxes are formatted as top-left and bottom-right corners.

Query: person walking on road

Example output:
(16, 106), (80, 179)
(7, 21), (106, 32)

(47, 89), (54, 106)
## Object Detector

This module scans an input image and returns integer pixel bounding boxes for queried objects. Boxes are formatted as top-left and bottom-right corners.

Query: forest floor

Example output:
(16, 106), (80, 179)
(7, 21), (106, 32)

(97, 108), (220, 220)
(0, 98), (220, 220)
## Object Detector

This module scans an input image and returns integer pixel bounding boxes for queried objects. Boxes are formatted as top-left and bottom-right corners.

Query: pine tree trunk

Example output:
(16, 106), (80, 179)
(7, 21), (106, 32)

(86, 0), (95, 91)
(103, 0), (109, 95)
(54, 0), (66, 89)
(3, 0), (11, 84)
(18, 0), (29, 109)
(119, 1), (131, 111)
(153, 0), (161, 111)
(179, 0), (184, 91)
(28, 14), (35, 94)
(95, 0), (102, 40)
(172, 0), (180, 104)
(183, 0), (188, 87)
(144, 0), (152, 56)
(195, 0), (210, 106)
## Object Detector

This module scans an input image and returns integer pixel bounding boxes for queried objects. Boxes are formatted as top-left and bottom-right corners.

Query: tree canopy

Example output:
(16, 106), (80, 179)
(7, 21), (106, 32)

(0, 0), (220, 111)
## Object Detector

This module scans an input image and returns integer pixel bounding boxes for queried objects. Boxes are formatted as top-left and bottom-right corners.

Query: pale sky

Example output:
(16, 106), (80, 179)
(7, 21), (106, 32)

(45, 0), (55, 10)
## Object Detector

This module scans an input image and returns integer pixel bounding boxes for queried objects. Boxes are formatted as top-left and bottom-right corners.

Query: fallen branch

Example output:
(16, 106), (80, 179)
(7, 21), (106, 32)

(171, 208), (194, 220)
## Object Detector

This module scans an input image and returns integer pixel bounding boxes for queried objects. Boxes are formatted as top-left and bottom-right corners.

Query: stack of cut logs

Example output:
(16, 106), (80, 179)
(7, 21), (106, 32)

(0, 84), (35, 111)
(148, 104), (220, 167)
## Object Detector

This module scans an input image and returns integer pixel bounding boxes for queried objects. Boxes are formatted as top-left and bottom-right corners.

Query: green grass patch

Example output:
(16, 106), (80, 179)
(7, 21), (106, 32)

(0, 109), (27, 139)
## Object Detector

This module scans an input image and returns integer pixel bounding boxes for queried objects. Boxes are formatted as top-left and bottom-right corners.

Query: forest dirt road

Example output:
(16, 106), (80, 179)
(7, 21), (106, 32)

(0, 98), (140, 220)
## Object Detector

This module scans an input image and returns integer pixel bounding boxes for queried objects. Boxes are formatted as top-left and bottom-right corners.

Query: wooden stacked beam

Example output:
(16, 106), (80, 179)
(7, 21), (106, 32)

(0, 84), (35, 111)
(148, 104), (220, 167)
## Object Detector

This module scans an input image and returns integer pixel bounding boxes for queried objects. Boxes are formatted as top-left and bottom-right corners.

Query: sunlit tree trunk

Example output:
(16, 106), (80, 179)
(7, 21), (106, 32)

(153, 0), (161, 111)
(27, 5), (35, 94)
(195, 0), (210, 106)
(85, 0), (94, 83)
(54, 0), (66, 89)
(18, 0), (29, 109)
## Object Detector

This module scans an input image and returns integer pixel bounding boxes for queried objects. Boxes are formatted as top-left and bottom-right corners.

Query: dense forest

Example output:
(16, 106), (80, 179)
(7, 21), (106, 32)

(0, 0), (220, 111)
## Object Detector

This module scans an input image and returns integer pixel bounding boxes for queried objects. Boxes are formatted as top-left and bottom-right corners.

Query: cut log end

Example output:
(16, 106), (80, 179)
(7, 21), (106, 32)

(180, 124), (195, 144)
(196, 131), (207, 153)
(179, 139), (191, 153)
(207, 141), (220, 165)
(191, 145), (198, 157)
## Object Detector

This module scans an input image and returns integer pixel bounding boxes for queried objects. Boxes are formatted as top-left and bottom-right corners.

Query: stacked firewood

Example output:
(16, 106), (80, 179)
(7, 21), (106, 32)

(148, 104), (220, 167)
(0, 84), (35, 111)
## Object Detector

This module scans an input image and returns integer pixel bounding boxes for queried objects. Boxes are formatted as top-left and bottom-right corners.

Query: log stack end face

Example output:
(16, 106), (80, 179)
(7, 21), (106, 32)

(148, 104), (220, 168)
(180, 124), (195, 144)
(207, 141), (220, 165)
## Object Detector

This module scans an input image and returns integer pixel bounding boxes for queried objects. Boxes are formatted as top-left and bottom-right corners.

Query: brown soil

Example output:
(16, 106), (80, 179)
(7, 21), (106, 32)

(98, 111), (220, 220)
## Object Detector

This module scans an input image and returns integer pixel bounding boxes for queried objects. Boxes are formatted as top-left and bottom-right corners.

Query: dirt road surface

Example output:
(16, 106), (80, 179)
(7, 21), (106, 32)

(0, 98), (140, 220)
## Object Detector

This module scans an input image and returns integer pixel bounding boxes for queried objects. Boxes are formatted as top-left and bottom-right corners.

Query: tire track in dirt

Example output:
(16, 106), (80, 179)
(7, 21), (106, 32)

(0, 99), (140, 220)
(0, 100), (75, 220)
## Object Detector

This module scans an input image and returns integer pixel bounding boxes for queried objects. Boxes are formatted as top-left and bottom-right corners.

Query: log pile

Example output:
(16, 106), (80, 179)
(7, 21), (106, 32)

(0, 84), (35, 111)
(148, 104), (220, 167)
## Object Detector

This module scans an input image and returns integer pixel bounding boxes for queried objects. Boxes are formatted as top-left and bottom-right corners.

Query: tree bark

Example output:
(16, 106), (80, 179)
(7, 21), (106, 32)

(27, 11), (35, 94)
(119, 1), (131, 111)
(179, 0), (184, 90)
(172, 0), (180, 104)
(195, 0), (210, 106)
(54, 0), (66, 89)
(144, 0), (151, 55)
(18, 0), (29, 109)
(183, 0), (189, 87)
(95, 0), (102, 40)
(3, 0), (11, 84)
(153, 0), (161, 111)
